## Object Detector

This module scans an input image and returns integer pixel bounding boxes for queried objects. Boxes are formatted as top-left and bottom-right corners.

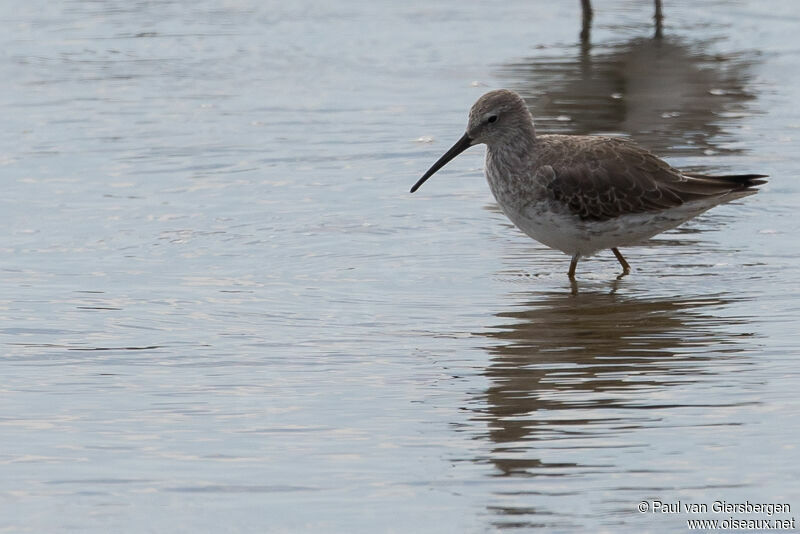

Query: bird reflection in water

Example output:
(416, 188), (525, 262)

(499, 36), (758, 159)
(471, 287), (756, 528)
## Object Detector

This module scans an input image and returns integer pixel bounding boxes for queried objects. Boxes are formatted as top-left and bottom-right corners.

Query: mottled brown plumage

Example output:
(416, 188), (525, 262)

(410, 89), (767, 278)
(531, 134), (765, 221)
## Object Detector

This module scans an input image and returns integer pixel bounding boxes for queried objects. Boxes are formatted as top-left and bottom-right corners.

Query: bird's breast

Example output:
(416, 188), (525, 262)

(484, 154), (543, 213)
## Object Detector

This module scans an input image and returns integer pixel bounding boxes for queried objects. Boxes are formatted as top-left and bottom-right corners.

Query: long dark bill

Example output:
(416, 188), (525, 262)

(409, 132), (473, 193)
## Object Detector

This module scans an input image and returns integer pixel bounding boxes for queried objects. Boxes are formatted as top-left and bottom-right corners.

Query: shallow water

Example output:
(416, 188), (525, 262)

(1, 0), (799, 532)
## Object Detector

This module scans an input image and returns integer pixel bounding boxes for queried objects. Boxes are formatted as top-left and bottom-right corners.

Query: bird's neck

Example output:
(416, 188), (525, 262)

(486, 124), (537, 173)
(484, 125), (539, 211)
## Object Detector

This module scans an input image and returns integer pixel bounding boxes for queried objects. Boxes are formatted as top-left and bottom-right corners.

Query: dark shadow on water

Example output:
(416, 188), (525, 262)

(498, 36), (760, 158)
(468, 286), (756, 529)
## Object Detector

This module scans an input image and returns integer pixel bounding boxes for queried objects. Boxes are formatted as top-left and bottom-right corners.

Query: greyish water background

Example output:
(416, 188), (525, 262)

(1, 0), (799, 532)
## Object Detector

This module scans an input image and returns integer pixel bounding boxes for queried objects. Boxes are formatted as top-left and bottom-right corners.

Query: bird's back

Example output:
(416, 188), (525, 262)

(531, 134), (766, 221)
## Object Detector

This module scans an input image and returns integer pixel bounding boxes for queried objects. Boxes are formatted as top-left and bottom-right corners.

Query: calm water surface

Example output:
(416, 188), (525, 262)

(1, 1), (799, 532)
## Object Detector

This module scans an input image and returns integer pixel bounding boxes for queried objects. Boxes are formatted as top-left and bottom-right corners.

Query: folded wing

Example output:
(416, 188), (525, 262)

(535, 136), (767, 221)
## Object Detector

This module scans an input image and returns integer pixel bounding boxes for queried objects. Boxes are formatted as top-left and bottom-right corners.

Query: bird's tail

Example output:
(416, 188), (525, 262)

(683, 173), (768, 189)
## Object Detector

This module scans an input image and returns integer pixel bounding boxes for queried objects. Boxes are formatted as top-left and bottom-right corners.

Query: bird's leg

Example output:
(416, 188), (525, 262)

(654, 0), (664, 39)
(580, 0), (593, 43)
(611, 247), (631, 276)
(568, 254), (580, 279)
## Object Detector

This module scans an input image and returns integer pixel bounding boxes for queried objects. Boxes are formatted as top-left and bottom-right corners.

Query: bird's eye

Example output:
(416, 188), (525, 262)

(487, 115), (498, 124)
